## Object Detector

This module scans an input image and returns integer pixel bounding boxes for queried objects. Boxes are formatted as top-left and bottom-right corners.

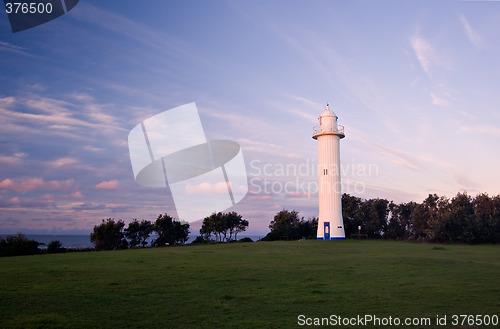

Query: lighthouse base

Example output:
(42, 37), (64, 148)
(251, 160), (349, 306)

(317, 237), (346, 240)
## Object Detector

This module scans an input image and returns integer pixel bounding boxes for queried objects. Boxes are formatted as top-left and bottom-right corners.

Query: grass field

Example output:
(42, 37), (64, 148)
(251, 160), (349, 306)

(0, 240), (499, 329)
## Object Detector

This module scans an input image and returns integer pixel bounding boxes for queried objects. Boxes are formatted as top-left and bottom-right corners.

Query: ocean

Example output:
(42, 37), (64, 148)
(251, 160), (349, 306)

(0, 234), (265, 248)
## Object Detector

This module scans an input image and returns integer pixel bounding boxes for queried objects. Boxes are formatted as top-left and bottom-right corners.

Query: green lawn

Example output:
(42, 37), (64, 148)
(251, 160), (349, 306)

(1, 240), (499, 328)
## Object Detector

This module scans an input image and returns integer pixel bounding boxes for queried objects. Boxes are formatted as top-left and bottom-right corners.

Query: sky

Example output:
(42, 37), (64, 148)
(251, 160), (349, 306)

(1, 0), (500, 235)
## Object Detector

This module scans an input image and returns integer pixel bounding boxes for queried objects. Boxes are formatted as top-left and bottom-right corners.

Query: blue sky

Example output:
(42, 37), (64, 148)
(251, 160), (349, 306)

(1, 0), (500, 235)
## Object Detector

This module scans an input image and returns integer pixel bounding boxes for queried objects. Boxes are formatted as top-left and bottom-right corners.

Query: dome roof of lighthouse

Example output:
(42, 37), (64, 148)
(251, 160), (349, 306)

(320, 104), (336, 117)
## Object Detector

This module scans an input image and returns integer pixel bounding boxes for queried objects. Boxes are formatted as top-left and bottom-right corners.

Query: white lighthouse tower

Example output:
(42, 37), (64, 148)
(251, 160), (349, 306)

(313, 103), (345, 240)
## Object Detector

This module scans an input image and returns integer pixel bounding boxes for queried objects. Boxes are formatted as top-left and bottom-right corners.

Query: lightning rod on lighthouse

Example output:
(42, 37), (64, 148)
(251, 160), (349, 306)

(312, 103), (346, 240)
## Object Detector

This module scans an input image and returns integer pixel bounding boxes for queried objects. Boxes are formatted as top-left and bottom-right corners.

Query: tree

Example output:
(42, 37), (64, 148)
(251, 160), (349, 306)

(152, 214), (190, 246)
(411, 194), (441, 240)
(90, 218), (128, 250)
(0, 233), (41, 257)
(362, 198), (389, 238)
(492, 195), (500, 243)
(226, 211), (249, 241)
(443, 193), (474, 243)
(474, 193), (496, 243)
(47, 240), (66, 254)
(268, 209), (301, 240)
(264, 210), (317, 241)
(386, 201), (417, 240)
(298, 217), (318, 239)
(199, 212), (249, 242)
(124, 219), (153, 247)
(342, 193), (363, 237)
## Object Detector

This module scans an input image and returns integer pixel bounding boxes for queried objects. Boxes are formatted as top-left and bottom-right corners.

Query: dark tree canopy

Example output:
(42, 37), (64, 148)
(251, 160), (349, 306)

(152, 214), (190, 246)
(264, 210), (317, 241)
(124, 219), (153, 247)
(47, 240), (66, 254)
(0, 233), (41, 257)
(90, 218), (128, 250)
(199, 211), (249, 242)
(340, 192), (500, 243)
(264, 192), (500, 244)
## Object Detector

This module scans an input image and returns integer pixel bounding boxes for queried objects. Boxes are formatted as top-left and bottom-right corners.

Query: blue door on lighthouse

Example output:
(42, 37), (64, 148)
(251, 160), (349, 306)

(324, 222), (330, 240)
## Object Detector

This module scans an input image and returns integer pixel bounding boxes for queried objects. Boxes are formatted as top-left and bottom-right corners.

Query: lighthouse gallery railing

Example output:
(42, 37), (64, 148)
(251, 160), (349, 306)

(313, 125), (344, 135)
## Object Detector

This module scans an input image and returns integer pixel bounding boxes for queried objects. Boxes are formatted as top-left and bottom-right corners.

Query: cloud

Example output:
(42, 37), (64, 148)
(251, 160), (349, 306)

(459, 14), (484, 49)
(71, 2), (213, 70)
(430, 92), (451, 107)
(0, 152), (28, 164)
(460, 125), (500, 137)
(50, 157), (79, 168)
(287, 192), (311, 198)
(71, 202), (107, 211)
(0, 94), (127, 142)
(411, 34), (454, 78)
(60, 191), (84, 199)
(0, 195), (59, 209)
(95, 180), (120, 189)
(419, 156), (480, 191)
(83, 146), (105, 152)
(0, 41), (39, 58)
(349, 129), (425, 172)
(0, 178), (75, 193)
(185, 182), (228, 195)
(0, 96), (16, 107)
(247, 195), (271, 201)
(0, 196), (21, 206)
(282, 95), (324, 123)
(411, 36), (434, 77)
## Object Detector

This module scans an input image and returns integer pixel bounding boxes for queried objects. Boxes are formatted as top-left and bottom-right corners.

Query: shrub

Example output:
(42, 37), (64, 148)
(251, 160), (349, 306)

(0, 233), (41, 257)
(47, 240), (67, 254)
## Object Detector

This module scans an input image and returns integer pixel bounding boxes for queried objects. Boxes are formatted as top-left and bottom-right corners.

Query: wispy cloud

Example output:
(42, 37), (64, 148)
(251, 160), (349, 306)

(430, 92), (451, 107)
(71, 2), (215, 70)
(459, 14), (484, 49)
(273, 95), (322, 124)
(0, 178), (75, 193)
(411, 35), (435, 77)
(410, 34), (454, 78)
(0, 41), (40, 58)
(0, 93), (128, 144)
(419, 156), (480, 191)
(460, 125), (500, 137)
(0, 152), (28, 164)
(349, 129), (426, 172)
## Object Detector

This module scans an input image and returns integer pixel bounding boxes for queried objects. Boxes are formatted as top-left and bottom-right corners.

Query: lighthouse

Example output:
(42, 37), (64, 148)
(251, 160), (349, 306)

(312, 103), (345, 240)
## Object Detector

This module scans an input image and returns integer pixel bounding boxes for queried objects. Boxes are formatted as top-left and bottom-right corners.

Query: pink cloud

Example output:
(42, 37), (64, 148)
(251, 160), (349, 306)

(248, 195), (271, 201)
(70, 191), (84, 198)
(185, 182), (228, 195)
(38, 194), (55, 203)
(288, 192), (311, 198)
(95, 180), (119, 189)
(6, 196), (21, 205)
(0, 178), (74, 193)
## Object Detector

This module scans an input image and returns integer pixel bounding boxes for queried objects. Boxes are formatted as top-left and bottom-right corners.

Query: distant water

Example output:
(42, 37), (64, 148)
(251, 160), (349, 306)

(0, 234), (264, 248)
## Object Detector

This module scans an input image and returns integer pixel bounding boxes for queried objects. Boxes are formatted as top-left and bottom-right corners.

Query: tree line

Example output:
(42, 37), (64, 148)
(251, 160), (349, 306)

(264, 192), (500, 243)
(90, 211), (250, 251)
(3, 190), (498, 256)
